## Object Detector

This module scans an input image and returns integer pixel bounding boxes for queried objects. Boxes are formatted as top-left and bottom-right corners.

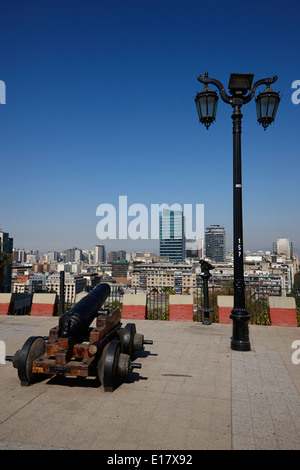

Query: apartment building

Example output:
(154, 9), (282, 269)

(211, 254), (297, 295)
(131, 263), (197, 294)
(46, 272), (87, 304)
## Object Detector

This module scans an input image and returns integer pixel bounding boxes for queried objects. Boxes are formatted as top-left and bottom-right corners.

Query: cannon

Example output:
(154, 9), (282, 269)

(11, 283), (153, 392)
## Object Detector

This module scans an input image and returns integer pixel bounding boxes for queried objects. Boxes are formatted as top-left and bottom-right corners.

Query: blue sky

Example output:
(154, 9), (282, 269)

(0, 0), (299, 255)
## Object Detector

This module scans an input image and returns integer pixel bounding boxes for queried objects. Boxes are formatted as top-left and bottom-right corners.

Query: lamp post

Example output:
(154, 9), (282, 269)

(194, 72), (280, 351)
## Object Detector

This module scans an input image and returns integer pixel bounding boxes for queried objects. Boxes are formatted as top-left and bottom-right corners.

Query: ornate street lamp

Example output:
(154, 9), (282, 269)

(194, 72), (280, 351)
(194, 85), (219, 129)
(256, 85), (281, 130)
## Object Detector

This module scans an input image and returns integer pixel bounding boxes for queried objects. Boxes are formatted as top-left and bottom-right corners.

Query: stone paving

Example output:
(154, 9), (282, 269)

(0, 316), (299, 450)
(232, 325), (300, 449)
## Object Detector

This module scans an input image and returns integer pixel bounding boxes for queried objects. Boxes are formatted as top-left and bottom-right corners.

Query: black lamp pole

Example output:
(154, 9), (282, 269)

(195, 72), (280, 351)
(231, 101), (250, 350)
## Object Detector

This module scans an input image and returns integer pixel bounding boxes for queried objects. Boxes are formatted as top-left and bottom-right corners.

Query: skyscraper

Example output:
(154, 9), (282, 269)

(95, 244), (105, 263)
(66, 248), (76, 263)
(159, 209), (185, 262)
(205, 225), (226, 263)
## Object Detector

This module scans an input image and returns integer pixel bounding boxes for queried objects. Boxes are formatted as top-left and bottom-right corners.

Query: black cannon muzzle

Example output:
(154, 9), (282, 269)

(59, 282), (111, 339)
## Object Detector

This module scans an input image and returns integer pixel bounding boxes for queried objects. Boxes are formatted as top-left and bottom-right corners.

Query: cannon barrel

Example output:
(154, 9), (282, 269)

(59, 282), (111, 339)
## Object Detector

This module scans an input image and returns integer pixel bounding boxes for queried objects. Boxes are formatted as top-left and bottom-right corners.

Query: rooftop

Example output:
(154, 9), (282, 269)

(0, 316), (299, 450)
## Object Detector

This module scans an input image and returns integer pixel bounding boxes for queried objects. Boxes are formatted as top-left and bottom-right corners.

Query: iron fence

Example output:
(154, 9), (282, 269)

(146, 291), (169, 320)
(14, 293), (32, 315)
(193, 283), (274, 325)
(144, 282), (287, 325)
(57, 284), (124, 315)
(106, 286), (124, 314)
(5, 279), (297, 326)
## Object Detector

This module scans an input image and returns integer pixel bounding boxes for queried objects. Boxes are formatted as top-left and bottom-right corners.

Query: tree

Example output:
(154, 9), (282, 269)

(0, 242), (13, 293)
(289, 272), (300, 307)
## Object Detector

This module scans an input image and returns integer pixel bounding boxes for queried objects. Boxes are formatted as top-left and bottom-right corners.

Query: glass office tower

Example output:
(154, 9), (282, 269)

(159, 209), (185, 262)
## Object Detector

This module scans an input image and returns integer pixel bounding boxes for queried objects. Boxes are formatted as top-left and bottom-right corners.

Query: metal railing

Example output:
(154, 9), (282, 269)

(144, 281), (287, 324)
(193, 283), (273, 325)
(57, 284), (125, 315)
(13, 293), (32, 315)
(146, 291), (169, 320)
(4, 279), (299, 326)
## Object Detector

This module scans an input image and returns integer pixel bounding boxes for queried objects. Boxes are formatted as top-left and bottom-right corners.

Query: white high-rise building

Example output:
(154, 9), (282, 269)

(276, 238), (291, 259)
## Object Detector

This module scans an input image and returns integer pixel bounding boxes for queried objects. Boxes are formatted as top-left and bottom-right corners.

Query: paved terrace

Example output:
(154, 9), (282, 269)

(0, 316), (299, 450)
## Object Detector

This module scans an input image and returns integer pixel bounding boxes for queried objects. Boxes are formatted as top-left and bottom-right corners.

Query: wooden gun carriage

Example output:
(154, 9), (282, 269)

(11, 283), (152, 392)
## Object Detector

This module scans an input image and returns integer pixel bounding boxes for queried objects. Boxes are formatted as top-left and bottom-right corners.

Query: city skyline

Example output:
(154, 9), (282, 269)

(0, 1), (299, 255)
(5, 220), (300, 257)
(12, 234), (297, 260)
